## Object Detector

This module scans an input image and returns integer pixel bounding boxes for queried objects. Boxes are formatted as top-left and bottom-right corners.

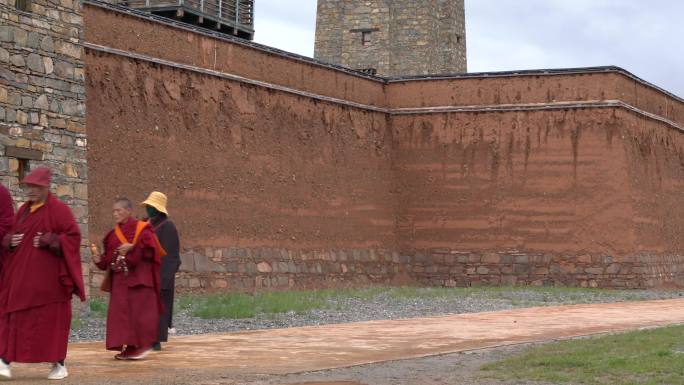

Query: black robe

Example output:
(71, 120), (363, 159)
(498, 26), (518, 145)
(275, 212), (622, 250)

(150, 215), (180, 342)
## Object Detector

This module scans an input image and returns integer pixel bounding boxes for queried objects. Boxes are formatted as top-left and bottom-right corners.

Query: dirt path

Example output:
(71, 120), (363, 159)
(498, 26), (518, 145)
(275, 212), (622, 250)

(8, 299), (684, 384)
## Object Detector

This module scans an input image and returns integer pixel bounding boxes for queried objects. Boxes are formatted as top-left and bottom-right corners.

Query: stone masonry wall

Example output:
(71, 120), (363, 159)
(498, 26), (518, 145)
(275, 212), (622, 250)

(314, 0), (467, 77)
(158, 246), (682, 293)
(0, 0), (89, 290)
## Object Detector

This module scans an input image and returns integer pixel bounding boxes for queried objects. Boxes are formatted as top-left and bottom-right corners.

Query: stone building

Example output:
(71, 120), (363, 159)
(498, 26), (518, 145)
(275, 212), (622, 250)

(0, 0), (89, 287)
(314, 0), (467, 76)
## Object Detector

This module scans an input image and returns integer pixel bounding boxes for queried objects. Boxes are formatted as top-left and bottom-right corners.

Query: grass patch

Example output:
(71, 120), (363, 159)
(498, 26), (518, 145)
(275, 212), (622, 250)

(89, 297), (108, 317)
(177, 285), (656, 320)
(481, 325), (684, 385)
(180, 290), (334, 319)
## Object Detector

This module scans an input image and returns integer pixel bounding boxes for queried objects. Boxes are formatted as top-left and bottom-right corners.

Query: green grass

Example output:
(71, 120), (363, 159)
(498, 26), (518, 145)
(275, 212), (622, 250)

(177, 285), (659, 320)
(481, 325), (684, 385)
(89, 297), (108, 317)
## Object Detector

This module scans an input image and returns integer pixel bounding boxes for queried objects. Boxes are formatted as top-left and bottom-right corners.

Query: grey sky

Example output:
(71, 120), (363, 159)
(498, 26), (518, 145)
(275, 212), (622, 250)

(254, 0), (684, 97)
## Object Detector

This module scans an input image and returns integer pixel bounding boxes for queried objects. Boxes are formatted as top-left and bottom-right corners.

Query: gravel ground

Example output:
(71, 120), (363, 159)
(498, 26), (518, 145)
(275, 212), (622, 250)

(70, 288), (684, 342)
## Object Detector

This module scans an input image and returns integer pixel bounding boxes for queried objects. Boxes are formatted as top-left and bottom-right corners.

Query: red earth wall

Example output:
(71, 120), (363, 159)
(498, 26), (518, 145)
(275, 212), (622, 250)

(83, 3), (684, 291)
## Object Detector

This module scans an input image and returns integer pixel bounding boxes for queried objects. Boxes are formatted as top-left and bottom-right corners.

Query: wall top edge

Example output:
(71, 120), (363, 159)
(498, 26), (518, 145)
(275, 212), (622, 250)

(83, 0), (684, 107)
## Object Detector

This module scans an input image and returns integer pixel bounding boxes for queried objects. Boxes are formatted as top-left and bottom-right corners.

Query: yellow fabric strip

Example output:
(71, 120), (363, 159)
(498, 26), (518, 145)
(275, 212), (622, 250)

(30, 202), (45, 213)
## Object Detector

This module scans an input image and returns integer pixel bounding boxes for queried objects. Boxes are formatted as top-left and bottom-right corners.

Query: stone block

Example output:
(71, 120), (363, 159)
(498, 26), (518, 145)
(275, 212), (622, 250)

(10, 54), (25, 68)
(55, 40), (81, 59)
(74, 183), (87, 199)
(44, 57), (54, 74)
(16, 111), (28, 125)
(0, 27), (12, 42)
(55, 184), (73, 197)
(585, 267), (604, 275)
(34, 94), (49, 110)
(0, 47), (10, 63)
(177, 251), (195, 272)
(40, 36), (55, 52)
(26, 53), (45, 73)
(605, 263), (621, 274)
(482, 253), (499, 264)
(27, 32), (42, 49)
(257, 261), (272, 273)
(53, 60), (75, 79)
(13, 28), (27, 46)
(514, 255), (529, 264)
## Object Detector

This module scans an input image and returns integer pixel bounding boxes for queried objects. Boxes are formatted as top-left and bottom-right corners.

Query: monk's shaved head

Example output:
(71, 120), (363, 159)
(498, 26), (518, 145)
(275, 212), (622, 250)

(113, 197), (133, 224)
(114, 197), (133, 209)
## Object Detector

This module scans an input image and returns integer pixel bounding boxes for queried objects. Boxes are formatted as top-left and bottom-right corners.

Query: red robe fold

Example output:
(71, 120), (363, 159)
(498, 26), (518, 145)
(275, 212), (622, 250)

(97, 217), (162, 351)
(0, 193), (85, 363)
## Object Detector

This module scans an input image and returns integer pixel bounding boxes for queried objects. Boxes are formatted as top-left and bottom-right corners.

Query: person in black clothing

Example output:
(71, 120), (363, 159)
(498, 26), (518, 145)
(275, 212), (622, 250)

(141, 192), (180, 351)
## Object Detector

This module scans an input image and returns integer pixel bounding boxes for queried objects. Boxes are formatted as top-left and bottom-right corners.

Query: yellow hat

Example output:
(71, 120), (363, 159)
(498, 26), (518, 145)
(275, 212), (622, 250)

(141, 191), (169, 215)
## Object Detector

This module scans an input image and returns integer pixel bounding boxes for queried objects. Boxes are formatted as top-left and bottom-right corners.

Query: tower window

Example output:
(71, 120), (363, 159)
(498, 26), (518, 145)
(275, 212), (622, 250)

(350, 28), (379, 47)
(16, 0), (32, 12)
(362, 31), (372, 45)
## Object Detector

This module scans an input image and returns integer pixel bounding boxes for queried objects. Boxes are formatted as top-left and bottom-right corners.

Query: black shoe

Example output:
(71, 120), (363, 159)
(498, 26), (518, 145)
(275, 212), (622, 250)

(152, 342), (161, 351)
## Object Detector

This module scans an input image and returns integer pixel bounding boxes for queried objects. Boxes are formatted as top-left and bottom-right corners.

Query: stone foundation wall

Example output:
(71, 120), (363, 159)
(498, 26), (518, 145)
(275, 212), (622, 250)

(93, 247), (683, 293)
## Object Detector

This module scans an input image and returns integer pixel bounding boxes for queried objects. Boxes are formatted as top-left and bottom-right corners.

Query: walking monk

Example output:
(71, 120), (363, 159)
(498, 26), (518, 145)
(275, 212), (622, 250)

(0, 167), (85, 380)
(93, 197), (162, 360)
(142, 191), (180, 351)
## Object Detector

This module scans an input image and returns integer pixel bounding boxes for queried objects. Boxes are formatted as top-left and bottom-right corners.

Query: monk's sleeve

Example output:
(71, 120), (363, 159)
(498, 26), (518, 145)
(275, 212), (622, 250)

(96, 234), (115, 271)
(52, 201), (86, 301)
(125, 228), (156, 268)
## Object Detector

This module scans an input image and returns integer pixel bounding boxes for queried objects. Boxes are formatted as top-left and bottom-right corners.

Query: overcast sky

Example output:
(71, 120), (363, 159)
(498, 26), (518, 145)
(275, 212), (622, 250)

(254, 0), (684, 97)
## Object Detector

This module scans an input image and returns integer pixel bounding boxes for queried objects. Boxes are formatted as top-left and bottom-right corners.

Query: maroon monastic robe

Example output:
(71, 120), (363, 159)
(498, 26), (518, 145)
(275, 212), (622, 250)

(97, 217), (162, 351)
(0, 193), (85, 363)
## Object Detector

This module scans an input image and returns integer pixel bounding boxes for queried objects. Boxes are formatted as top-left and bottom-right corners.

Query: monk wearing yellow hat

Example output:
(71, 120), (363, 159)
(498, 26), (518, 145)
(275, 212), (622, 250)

(142, 192), (180, 351)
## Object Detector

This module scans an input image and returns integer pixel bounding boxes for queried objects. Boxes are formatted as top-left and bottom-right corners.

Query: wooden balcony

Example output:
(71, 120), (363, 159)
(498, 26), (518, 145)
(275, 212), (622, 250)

(120, 0), (254, 40)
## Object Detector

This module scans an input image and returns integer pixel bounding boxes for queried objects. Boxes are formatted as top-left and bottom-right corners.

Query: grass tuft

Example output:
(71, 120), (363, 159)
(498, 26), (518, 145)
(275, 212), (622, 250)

(481, 325), (684, 385)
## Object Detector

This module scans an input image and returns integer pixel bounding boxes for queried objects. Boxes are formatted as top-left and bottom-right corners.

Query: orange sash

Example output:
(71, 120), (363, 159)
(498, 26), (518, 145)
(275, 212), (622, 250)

(114, 221), (167, 257)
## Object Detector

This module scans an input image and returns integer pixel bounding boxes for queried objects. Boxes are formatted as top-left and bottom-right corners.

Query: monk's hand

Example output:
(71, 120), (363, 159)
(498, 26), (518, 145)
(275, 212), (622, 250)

(117, 243), (133, 255)
(32, 232), (42, 248)
(90, 244), (101, 264)
(10, 233), (24, 248)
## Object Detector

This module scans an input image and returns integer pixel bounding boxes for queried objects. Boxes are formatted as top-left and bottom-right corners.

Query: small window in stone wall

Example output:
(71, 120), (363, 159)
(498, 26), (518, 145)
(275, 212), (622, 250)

(16, 0), (32, 12)
(17, 159), (30, 181)
(362, 31), (372, 46)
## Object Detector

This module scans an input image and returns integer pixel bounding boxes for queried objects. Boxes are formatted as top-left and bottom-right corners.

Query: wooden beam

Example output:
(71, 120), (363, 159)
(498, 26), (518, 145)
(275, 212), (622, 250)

(4, 146), (44, 161)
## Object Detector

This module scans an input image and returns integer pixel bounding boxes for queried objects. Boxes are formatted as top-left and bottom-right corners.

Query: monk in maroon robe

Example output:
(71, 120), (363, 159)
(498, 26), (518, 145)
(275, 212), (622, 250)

(94, 197), (162, 360)
(0, 167), (85, 380)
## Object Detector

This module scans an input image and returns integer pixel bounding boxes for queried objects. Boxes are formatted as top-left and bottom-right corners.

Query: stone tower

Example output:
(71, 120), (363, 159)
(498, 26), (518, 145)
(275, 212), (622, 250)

(1, 0), (89, 290)
(314, 0), (467, 77)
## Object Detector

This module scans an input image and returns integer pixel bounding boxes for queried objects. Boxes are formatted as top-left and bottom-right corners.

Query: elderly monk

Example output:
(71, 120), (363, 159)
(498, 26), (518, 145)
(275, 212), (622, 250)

(0, 167), (85, 380)
(94, 197), (162, 360)
(142, 192), (180, 351)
